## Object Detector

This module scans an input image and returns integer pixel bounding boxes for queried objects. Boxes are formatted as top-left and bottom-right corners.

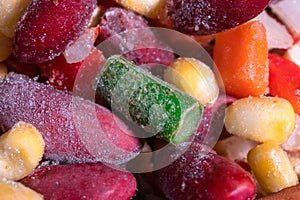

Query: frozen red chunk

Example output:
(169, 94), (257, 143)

(0, 73), (141, 164)
(162, 0), (270, 35)
(21, 163), (137, 200)
(39, 47), (105, 94)
(98, 7), (175, 66)
(269, 53), (300, 115)
(155, 142), (256, 200)
(13, 0), (97, 64)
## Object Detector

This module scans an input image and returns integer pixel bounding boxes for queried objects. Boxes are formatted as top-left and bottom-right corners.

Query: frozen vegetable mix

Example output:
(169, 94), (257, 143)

(1, 0), (300, 199)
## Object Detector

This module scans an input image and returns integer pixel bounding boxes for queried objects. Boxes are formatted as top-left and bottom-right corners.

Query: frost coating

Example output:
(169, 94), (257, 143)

(0, 73), (141, 165)
(164, 0), (270, 35)
(13, 0), (97, 63)
(156, 142), (256, 199)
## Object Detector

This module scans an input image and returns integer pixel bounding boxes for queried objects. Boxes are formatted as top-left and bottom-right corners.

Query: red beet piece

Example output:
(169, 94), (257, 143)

(39, 47), (105, 93)
(21, 163), (137, 200)
(13, 0), (97, 64)
(98, 7), (175, 66)
(163, 0), (270, 35)
(155, 142), (256, 200)
(0, 73), (141, 164)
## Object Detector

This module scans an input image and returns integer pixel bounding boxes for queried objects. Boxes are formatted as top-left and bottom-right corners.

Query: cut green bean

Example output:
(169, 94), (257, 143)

(95, 55), (203, 144)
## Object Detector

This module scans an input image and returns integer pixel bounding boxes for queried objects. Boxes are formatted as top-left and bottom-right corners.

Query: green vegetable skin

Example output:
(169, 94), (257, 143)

(95, 55), (203, 144)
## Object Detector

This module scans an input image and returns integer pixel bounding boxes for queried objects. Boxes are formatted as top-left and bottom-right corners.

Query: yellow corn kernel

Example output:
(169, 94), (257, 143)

(248, 142), (298, 194)
(224, 96), (295, 144)
(0, 63), (8, 79)
(0, 178), (43, 200)
(0, 121), (45, 180)
(0, 31), (12, 62)
(115, 0), (166, 18)
(0, 0), (32, 38)
(164, 57), (219, 106)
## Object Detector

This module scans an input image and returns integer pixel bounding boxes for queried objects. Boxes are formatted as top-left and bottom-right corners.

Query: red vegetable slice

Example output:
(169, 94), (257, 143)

(39, 47), (105, 92)
(269, 53), (300, 115)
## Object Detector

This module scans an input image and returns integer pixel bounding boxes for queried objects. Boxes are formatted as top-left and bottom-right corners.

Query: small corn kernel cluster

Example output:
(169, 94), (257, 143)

(0, 121), (45, 198)
(224, 96), (299, 194)
(164, 57), (219, 106)
(0, 178), (43, 200)
(114, 0), (166, 18)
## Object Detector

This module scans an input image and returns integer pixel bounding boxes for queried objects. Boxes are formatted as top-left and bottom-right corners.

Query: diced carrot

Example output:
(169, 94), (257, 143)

(213, 20), (269, 98)
(269, 53), (300, 115)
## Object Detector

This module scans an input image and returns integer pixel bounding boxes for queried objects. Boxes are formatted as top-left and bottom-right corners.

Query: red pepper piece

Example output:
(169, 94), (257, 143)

(269, 53), (300, 115)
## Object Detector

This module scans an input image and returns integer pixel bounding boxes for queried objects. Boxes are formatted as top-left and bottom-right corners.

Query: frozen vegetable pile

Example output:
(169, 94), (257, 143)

(0, 0), (300, 199)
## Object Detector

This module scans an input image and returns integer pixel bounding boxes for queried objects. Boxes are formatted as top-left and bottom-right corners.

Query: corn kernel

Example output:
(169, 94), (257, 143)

(0, 63), (8, 79)
(164, 57), (219, 106)
(0, 31), (12, 62)
(248, 142), (298, 194)
(0, 178), (43, 200)
(0, 121), (45, 180)
(115, 0), (166, 18)
(224, 97), (295, 144)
